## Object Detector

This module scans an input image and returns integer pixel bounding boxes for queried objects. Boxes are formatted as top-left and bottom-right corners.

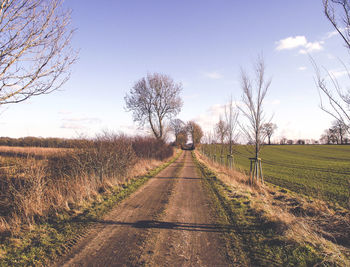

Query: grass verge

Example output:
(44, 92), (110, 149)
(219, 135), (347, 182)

(193, 151), (327, 267)
(0, 151), (182, 266)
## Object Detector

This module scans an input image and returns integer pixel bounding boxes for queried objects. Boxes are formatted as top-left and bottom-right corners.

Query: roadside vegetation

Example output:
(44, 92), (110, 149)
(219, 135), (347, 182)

(194, 150), (350, 266)
(0, 134), (178, 265)
(201, 144), (350, 209)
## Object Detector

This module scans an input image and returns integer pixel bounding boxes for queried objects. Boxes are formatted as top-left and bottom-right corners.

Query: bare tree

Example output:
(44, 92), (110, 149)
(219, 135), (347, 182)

(187, 121), (203, 149)
(239, 56), (271, 183)
(313, 0), (350, 132)
(177, 129), (188, 147)
(262, 122), (277, 145)
(202, 130), (215, 145)
(224, 96), (239, 155)
(215, 116), (228, 155)
(239, 56), (271, 159)
(320, 129), (332, 144)
(332, 120), (349, 144)
(170, 118), (185, 145)
(125, 73), (183, 140)
(280, 137), (287, 145)
(0, 0), (77, 105)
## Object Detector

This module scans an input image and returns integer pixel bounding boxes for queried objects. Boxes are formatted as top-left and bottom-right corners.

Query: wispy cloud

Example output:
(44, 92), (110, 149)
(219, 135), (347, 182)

(299, 41), (324, 54)
(61, 122), (86, 130)
(62, 117), (102, 124)
(60, 114), (102, 130)
(325, 30), (338, 39)
(204, 71), (223, 80)
(193, 102), (241, 133)
(298, 66), (307, 71)
(276, 35), (324, 54)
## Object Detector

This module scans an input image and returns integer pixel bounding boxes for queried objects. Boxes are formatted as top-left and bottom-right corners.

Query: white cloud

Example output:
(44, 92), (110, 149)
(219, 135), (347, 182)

(298, 66), (307, 71)
(276, 35), (324, 54)
(204, 71), (223, 80)
(299, 41), (324, 54)
(276, 36), (307, 50)
(325, 30), (338, 39)
(193, 102), (242, 134)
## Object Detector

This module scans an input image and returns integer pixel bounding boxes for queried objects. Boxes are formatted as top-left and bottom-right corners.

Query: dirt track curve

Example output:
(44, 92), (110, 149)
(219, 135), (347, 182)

(53, 151), (232, 267)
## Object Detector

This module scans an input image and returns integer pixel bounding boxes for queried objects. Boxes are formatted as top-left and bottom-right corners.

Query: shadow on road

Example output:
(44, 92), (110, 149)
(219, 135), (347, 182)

(93, 219), (234, 233)
(153, 176), (201, 180)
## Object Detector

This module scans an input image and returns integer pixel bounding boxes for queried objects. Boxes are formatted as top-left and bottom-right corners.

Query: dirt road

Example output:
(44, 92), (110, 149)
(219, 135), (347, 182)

(54, 151), (232, 266)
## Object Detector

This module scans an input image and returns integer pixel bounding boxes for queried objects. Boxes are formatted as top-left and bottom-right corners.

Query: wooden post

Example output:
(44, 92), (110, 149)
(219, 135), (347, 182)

(227, 154), (234, 169)
(249, 157), (263, 184)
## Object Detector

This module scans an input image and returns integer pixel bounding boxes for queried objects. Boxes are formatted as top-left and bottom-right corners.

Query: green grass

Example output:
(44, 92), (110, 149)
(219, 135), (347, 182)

(0, 151), (182, 266)
(201, 144), (350, 208)
(193, 151), (324, 266)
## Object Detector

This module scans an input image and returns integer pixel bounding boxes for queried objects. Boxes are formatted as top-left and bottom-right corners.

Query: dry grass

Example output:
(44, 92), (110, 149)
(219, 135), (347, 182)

(0, 145), (70, 157)
(195, 150), (350, 265)
(0, 135), (174, 236)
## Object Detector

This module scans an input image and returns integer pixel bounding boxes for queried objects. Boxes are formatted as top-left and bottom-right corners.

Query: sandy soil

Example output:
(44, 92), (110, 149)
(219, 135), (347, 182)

(53, 151), (232, 267)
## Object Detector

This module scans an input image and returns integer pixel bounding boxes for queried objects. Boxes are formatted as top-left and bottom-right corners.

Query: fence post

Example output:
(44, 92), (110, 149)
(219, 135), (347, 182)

(227, 154), (234, 169)
(249, 157), (263, 184)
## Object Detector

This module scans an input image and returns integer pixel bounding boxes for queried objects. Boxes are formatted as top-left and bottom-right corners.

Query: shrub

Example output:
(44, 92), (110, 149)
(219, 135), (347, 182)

(132, 136), (173, 160)
(0, 133), (174, 233)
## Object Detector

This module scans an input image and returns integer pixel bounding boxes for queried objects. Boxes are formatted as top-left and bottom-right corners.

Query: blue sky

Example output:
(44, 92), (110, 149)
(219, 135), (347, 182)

(0, 0), (348, 141)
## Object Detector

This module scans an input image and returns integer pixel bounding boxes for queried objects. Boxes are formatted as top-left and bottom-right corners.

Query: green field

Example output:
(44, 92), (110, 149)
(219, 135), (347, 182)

(201, 144), (350, 208)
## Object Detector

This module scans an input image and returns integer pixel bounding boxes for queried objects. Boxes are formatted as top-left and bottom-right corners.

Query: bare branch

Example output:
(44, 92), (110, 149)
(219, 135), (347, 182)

(0, 0), (77, 105)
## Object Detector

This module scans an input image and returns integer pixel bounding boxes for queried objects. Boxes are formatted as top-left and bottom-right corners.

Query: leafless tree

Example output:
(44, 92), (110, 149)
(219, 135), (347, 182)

(313, 0), (350, 133)
(320, 129), (332, 144)
(0, 0), (77, 105)
(202, 130), (215, 144)
(332, 119), (349, 144)
(262, 122), (277, 145)
(187, 121), (203, 149)
(125, 73), (183, 140)
(239, 56), (271, 160)
(280, 137), (287, 145)
(224, 96), (239, 154)
(215, 116), (228, 155)
(320, 121), (349, 144)
(239, 56), (271, 184)
(170, 118), (185, 145)
(177, 129), (188, 147)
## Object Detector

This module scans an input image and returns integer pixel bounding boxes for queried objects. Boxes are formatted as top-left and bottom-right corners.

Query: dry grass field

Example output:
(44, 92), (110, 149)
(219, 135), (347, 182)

(0, 136), (174, 235)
